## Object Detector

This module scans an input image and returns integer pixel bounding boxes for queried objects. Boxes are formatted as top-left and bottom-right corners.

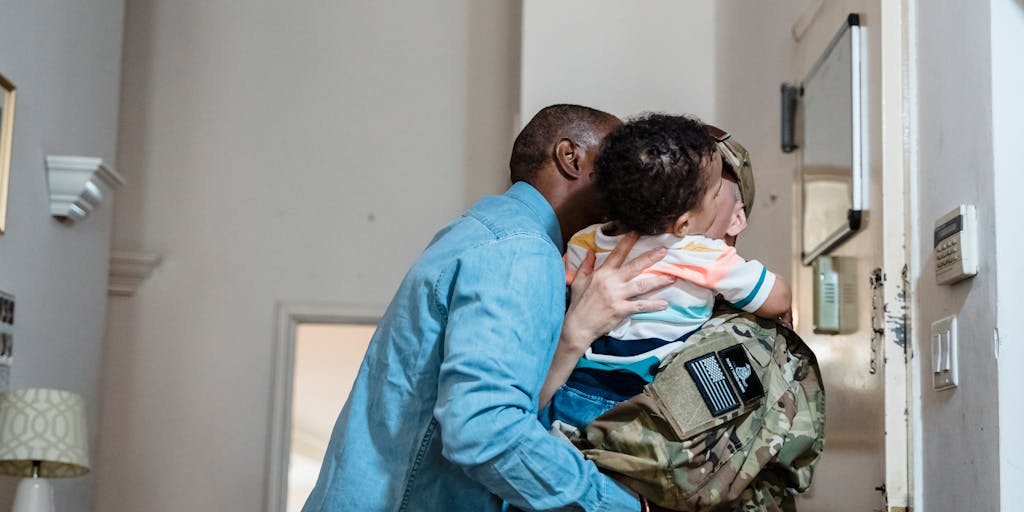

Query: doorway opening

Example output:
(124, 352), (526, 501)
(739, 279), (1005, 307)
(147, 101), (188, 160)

(266, 303), (381, 512)
(288, 323), (375, 511)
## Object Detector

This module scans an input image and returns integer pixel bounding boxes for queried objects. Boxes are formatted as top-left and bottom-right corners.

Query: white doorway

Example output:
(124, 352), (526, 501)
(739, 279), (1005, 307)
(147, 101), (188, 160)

(266, 303), (382, 512)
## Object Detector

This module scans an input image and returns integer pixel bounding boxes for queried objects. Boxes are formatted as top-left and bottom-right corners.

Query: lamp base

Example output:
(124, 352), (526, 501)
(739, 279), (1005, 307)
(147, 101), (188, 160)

(12, 477), (54, 512)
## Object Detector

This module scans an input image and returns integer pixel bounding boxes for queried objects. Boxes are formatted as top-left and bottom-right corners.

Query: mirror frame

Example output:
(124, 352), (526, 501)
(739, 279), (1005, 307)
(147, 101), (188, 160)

(800, 13), (864, 265)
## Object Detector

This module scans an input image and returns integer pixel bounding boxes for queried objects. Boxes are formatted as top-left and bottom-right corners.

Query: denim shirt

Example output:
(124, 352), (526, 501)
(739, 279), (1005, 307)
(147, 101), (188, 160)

(302, 182), (639, 511)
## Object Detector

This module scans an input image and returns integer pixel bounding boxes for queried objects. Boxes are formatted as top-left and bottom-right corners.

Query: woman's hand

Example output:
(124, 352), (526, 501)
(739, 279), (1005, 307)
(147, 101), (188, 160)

(539, 234), (674, 408)
(561, 233), (675, 353)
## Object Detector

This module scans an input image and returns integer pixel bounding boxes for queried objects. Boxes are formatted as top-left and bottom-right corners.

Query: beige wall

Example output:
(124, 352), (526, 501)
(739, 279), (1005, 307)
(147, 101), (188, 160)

(520, 0), (716, 123)
(714, 0), (808, 285)
(793, 4), (888, 510)
(98, 1), (520, 510)
(0, 1), (125, 511)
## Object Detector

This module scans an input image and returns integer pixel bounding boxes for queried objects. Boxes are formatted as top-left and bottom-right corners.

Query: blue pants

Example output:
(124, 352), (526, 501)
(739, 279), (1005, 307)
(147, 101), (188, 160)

(541, 384), (621, 430)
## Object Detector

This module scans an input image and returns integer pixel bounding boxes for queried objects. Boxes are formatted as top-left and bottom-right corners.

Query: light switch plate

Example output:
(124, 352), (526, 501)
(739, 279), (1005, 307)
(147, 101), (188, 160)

(932, 315), (958, 391)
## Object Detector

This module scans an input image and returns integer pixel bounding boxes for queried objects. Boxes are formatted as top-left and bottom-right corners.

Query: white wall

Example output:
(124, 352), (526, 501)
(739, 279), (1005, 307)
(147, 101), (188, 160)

(992, 2), (1024, 509)
(0, 1), (125, 511)
(520, 0), (716, 123)
(97, 1), (521, 510)
(910, 1), (1001, 510)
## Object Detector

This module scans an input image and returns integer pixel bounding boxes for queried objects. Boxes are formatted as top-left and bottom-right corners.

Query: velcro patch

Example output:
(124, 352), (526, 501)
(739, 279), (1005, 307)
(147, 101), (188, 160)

(719, 345), (765, 404)
(684, 353), (740, 416)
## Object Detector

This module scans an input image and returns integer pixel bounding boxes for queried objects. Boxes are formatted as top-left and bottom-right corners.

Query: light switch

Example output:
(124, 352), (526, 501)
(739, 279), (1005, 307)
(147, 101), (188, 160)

(932, 315), (957, 391)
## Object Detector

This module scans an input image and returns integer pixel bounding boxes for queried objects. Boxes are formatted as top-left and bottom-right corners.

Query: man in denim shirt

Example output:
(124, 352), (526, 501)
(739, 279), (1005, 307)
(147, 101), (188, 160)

(302, 105), (674, 511)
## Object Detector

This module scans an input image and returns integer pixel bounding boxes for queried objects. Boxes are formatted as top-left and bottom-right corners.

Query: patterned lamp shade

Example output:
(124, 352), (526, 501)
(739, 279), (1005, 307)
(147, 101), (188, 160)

(0, 389), (89, 478)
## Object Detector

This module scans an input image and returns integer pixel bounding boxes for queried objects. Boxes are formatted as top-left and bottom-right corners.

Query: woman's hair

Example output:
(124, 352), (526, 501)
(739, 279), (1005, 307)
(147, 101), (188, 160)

(594, 113), (716, 235)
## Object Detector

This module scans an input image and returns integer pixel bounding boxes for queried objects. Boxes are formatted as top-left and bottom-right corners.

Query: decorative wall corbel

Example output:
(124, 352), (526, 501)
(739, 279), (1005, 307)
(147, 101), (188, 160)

(46, 155), (125, 222)
(108, 251), (163, 296)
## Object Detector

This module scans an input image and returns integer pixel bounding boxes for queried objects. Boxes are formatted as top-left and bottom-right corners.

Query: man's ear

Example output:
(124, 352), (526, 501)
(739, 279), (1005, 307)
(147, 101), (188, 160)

(554, 138), (582, 179)
(671, 213), (691, 237)
(725, 205), (748, 237)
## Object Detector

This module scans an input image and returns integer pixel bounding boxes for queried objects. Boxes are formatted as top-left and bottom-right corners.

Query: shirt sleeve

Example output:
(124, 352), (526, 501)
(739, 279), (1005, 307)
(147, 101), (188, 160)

(434, 234), (639, 511)
(715, 254), (777, 313)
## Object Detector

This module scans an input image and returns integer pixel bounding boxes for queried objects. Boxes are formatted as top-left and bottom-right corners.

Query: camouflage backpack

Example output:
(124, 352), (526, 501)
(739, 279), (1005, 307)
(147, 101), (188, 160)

(572, 311), (826, 511)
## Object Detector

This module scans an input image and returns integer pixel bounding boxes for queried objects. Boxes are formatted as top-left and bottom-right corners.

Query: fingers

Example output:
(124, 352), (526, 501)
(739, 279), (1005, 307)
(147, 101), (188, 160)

(569, 251), (596, 297)
(631, 274), (675, 296)
(628, 299), (669, 314)
(602, 232), (639, 268)
(621, 246), (668, 279)
(578, 250), (596, 276)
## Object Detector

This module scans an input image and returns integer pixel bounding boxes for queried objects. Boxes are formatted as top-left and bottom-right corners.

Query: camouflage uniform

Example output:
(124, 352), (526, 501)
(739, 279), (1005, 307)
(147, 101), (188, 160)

(570, 309), (825, 511)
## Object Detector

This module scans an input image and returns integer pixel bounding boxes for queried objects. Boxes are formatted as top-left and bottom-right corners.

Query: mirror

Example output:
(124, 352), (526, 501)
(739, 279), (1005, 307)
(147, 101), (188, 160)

(800, 14), (864, 265)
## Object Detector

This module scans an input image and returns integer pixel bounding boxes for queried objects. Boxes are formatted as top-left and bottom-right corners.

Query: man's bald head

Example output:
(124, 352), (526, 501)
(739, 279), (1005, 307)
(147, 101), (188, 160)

(510, 104), (619, 184)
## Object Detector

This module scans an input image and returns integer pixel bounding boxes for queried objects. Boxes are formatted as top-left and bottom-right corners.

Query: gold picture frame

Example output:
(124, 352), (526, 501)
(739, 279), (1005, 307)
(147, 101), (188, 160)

(0, 73), (15, 234)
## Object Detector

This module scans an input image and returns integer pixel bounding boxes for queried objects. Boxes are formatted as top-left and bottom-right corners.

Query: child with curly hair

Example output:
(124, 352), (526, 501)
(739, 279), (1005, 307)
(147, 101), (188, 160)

(540, 114), (792, 431)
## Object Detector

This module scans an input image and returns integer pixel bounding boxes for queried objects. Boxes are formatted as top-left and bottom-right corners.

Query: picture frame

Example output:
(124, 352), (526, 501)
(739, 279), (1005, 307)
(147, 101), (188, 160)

(0, 73), (15, 234)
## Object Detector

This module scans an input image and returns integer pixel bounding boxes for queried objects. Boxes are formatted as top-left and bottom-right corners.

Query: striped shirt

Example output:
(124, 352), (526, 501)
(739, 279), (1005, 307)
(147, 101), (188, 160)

(565, 223), (776, 382)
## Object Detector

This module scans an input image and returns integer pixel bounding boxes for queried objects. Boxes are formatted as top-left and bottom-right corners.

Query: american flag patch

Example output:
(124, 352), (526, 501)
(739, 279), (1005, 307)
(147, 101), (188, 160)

(685, 353), (740, 416)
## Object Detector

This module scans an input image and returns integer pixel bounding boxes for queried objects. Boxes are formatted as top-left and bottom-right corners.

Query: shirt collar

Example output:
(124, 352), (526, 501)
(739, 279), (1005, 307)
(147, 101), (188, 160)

(505, 181), (563, 249)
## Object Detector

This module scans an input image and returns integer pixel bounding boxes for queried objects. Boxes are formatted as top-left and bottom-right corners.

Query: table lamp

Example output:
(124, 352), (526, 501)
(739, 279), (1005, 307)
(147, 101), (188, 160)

(0, 389), (89, 512)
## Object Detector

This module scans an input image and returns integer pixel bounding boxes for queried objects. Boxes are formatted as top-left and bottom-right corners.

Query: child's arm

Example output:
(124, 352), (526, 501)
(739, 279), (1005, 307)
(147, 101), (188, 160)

(706, 245), (791, 321)
(753, 274), (791, 318)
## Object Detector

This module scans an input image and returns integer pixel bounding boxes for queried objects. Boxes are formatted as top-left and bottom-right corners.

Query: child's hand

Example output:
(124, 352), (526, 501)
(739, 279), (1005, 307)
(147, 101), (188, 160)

(778, 309), (793, 330)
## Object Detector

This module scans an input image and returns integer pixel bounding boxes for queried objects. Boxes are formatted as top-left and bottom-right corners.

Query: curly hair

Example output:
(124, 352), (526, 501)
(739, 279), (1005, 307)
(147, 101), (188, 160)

(594, 114), (716, 235)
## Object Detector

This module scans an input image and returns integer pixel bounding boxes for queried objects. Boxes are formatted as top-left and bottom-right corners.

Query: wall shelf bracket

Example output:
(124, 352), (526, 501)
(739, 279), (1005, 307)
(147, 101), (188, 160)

(46, 155), (125, 222)
(108, 251), (162, 296)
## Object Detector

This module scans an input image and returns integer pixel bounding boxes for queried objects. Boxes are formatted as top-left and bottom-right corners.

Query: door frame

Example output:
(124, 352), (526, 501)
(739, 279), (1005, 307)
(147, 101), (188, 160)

(264, 301), (383, 512)
(880, 0), (914, 509)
